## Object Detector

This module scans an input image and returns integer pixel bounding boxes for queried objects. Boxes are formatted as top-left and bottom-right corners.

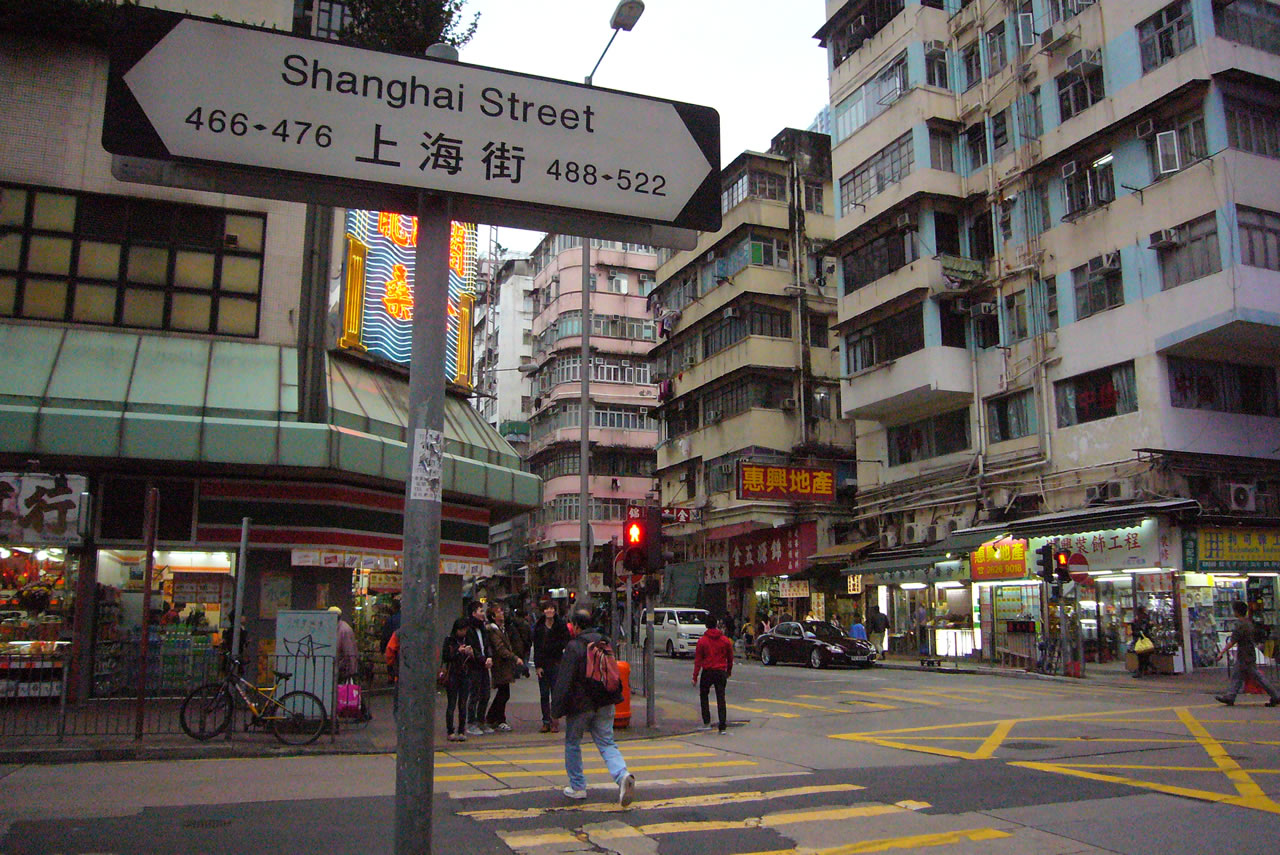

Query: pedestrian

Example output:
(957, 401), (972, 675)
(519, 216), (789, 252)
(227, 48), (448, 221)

(1215, 600), (1280, 707)
(867, 605), (889, 653)
(441, 618), (476, 740)
(485, 604), (523, 732)
(1131, 605), (1155, 678)
(533, 599), (570, 733)
(722, 613), (736, 640)
(509, 604), (533, 678)
(692, 614), (733, 734)
(848, 613), (868, 641)
(464, 601), (493, 736)
(329, 606), (359, 682)
(380, 596), (401, 684)
(913, 601), (929, 656)
(550, 606), (635, 807)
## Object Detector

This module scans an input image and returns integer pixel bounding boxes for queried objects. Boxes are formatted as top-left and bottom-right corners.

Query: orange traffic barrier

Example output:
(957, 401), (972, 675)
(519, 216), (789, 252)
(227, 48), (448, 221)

(615, 660), (632, 728)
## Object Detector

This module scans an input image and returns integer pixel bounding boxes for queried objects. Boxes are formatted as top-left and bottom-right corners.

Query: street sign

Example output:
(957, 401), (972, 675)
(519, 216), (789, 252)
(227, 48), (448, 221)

(104, 7), (721, 232)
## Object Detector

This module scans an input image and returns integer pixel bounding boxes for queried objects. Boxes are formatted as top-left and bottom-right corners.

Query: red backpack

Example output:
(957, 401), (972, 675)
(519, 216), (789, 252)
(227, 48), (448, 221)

(583, 638), (621, 696)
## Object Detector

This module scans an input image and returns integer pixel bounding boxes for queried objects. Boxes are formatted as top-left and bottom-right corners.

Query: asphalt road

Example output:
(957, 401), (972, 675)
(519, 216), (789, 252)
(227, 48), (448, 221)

(4, 656), (1280, 854)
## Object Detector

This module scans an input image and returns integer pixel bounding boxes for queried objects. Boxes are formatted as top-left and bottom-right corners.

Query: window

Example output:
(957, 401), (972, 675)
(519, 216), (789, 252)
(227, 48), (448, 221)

(1147, 111), (1207, 176)
(1238, 206), (1280, 270)
(935, 212), (961, 256)
(841, 227), (918, 292)
(1028, 181), (1051, 237)
(987, 388), (1036, 443)
(1037, 276), (1059, 332)
(832, 53), (909, 143)
(930, 129), (955, 172)
(1226, 99), (1280, 159)
(1139, 0), (1195, 71)
(1169, 356), (1278, 416)
(701, 377), (794, 422)
(962, 42), (982, 91)
(0, 182), (264, 336)
(1049, 0), (1086, 24)
(1215, 0), (1280, 56)
(804, 182), (824, 214)
(1072, 254), (1124, 319)
(1057, 68), (1105, 121)
(311, 0), (352, 40)
(1157, 213), (1221, 290)
(721, 170), (786, 214)
(1063, 153), (1114, 219)
(750, 233), (790, 269)
(966, 121), (988, 170)
(838, 131), (915, 213)
(991, 110), (1010, 160)
(926, 50), (950, 89)
(702, 303), (792, 358)
(888, 408), (971, 465)
(1003, 289), (1028, 343)
(1056, 362), (1138, 427)
(828, 0), (907, 67)
(1017, 87), (1043, 139)
(968, 206), (994, 260)
(986, 23), (1008, 75)
(844, 304), (924, 373)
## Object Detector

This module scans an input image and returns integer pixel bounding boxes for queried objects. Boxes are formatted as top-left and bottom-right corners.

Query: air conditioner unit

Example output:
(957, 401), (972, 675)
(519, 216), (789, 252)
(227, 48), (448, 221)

(1088, 251), (1121, 274)
(926, 525), (941, 543)
(678, 472), (689, 482)
(1103, 480), (1135, 501)
(1135, 118), (1156, 139)
(723, 307), (740, 319)
(1229, 482), (1258, 512)
(904, 524), (921, 544)
(1085, 484), (1105, 504)
(780, 397), (797, 411)
(1041, 22), (1074, 52)
(1148, 228), (1184, 249)
(1061, 161), (1077, 179)
(952, 296), (972, 312)
(1066, 48), (1102, 74)
(896, 212), (917, 230)
(882, 530), (899, 548)
(924, 39), (947, 56)
(705, 409), (722, 423)
(978, 302), (999, 316)
(841, 477), (857, 488)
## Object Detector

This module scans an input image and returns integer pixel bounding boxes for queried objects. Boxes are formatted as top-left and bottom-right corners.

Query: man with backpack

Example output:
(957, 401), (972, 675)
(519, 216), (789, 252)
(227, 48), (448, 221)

(550, 606), (635, 807)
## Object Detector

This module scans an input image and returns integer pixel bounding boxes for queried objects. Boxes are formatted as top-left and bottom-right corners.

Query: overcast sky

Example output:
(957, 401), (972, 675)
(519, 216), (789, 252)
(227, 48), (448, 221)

(458, 0), (832, 256)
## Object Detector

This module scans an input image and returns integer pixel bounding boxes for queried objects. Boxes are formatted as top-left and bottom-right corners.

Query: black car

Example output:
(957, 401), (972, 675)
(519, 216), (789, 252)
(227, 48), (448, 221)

(755, 620), (877, 669)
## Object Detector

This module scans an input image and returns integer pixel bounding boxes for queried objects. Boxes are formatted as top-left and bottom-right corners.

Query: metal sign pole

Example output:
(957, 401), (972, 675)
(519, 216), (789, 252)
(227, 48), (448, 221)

(395, 191), (452, 855)
(231, 516), (250, 662)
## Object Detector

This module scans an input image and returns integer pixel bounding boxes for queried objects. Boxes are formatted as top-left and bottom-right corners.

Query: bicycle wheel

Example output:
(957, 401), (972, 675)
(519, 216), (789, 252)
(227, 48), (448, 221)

(269, 690), (328, 745)
(180, 683), (234, 741)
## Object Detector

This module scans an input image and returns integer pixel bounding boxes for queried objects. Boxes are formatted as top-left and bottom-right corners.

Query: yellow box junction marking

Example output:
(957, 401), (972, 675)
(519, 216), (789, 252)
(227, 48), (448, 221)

(497, 801), (928, 849)
(736, 827), (1011, 855)
(461, 784), (866, 821)
(728, 702), (801, 718)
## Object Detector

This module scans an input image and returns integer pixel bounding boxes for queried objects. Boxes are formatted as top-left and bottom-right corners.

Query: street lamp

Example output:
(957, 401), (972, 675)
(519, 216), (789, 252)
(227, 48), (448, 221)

(578, 0), (644, 609)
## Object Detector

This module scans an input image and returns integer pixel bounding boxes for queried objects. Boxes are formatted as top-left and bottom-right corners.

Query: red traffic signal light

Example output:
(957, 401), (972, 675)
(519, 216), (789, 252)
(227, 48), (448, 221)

(1054, 550), (1072, 584)
(626, 520), (645, 546)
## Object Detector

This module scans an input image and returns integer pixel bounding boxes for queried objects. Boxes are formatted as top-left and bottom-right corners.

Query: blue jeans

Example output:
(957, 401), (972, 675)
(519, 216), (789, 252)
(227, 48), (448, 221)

(564, 704), (628, 792)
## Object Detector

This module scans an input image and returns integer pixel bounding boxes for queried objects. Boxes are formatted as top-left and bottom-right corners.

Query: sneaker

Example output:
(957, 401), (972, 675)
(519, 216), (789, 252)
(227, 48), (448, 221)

(618, 773), (635, 808)
(718, 728), (729, 735)
(465, 725), (483, 736)
(446, 733), (458, 742)
(539, 723), (552, 733)
(1215, 695), (1235, 706)
(481, 725), (496, 734)
(550, 721), (559, 733)
(456, 733), (467, 742)
(563, 786), (587, 800)
(697, 724), (713, 731)
(496, 722), (513, 732)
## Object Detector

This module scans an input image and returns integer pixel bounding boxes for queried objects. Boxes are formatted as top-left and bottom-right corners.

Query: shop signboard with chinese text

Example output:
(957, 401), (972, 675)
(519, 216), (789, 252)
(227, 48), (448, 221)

(846, 574), (863, 595)
(738, 463), (836, 503)
(969, 537), (1028, 581)
(1190, 527), (1280, 572)
(704, 562), (729, 585)
(866, 560), (968, 586)
(341, 210), (477, 384)
(779, 579), (810, 599)
(728, 522), (818, 579)
(1028, 517), (1171, 573)
(104, 7), (720, 232)
(0, 474), (87, 546)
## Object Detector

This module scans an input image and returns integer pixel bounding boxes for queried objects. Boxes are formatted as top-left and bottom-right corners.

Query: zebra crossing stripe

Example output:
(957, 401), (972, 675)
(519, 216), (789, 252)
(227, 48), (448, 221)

(735, 826), (1011, 854)
(460, 783), (866, 820)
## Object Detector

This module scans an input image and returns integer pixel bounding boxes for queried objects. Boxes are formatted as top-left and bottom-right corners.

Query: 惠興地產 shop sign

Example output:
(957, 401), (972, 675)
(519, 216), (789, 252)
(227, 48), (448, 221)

(1029, 518), (1166, 573)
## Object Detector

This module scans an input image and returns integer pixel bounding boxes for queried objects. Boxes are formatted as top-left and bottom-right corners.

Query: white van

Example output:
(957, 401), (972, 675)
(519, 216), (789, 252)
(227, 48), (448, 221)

(649, 606), (711, 658)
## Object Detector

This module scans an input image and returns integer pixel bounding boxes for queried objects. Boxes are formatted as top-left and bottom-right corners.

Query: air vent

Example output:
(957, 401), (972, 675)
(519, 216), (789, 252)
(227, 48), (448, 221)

(1229, 482), (1258, 512)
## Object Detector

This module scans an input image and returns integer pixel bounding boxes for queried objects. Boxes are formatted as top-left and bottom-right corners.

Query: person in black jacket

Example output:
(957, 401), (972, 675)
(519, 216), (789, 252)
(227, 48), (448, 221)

(550, 607), (634, 806)
(441, 618), (474, 741)
(463, 601), (493, 735)
(533, 599), (571, 732)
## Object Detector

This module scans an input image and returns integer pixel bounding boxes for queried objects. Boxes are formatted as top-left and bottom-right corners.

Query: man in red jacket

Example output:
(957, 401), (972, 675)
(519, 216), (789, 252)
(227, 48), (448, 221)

(692, 614), (734, 734)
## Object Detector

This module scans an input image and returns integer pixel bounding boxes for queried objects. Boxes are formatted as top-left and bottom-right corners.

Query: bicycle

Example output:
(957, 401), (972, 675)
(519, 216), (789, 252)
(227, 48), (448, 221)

(179, 655), (328, 746)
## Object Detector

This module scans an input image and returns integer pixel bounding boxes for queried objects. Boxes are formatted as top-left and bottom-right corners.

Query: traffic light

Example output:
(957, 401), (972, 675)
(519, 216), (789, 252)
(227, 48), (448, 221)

(644, 505), (663, 571)
(1035, 543), (1055, 583)
(623, 516), (649, 573)
(1054, 550), (1072, 584)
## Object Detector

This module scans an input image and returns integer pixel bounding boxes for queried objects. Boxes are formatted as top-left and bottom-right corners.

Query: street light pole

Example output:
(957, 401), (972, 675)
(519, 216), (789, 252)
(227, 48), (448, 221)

(577, 1), (644, 609)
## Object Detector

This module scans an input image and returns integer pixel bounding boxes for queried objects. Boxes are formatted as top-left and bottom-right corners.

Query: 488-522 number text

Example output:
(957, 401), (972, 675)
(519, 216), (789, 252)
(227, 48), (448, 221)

(546, 160), (666, 196)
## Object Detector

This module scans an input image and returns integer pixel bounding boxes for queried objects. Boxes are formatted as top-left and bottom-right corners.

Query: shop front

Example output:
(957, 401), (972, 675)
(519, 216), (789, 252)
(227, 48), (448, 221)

(1184, 526), (1280, 667)
(801, 540), (877, 630)
(969, 536), (1041, 669)
(727, 521), (817, 630)
(851, 553), (971, 658)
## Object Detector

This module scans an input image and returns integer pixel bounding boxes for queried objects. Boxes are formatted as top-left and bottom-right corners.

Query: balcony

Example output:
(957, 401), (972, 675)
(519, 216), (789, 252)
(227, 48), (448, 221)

(841, 346), (972, 421)
(838, 253), (986, 327)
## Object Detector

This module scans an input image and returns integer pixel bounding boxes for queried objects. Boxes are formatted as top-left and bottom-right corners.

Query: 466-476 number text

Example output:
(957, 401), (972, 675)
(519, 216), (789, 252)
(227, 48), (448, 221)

(546, 160), (666, 196)
(184, 108), (332, 148)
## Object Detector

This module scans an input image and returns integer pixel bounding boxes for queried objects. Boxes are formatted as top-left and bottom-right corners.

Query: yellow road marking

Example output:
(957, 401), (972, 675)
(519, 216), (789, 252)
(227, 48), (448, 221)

(436, 759), (756, 782)
(1010, 760), (1280, 814)
(1052, 763), (1280, 773)
(839, 690), (944, 707)
(1177, 706), (1270, 802)
(737, 827), (1011, 855)
(798, 693), (897, 711)
(497, 802), (926, 848)
(436, 751), (716, 769)
(751, 698), (848, 713)
(461, 783), (865, 821)
(974, 719), (1015, 760)
(727, 703), (800, 718)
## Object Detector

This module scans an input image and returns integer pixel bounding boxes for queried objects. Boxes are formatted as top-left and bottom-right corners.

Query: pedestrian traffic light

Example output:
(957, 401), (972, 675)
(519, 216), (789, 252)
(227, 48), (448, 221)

(623, 516), (649, 573)
(1035, 543), (1055, 583)
(1054, 550), (1072, 584)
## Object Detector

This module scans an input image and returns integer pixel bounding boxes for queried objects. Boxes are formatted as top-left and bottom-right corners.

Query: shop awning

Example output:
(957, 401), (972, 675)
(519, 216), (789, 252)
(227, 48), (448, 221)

(1004, 500), (1199, 538)
(842, 527), (1009, 585)
(705, 521), (769, 541)
(806, 539), (878, 567)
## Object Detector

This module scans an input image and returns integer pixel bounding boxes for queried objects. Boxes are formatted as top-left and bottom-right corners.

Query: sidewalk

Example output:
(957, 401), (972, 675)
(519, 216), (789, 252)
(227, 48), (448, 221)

(0, 671), (696, 766)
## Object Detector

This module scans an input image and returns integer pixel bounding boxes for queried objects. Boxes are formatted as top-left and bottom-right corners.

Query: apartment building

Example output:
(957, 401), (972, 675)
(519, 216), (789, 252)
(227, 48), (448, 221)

(819, 0), (1280, 670)
(648, 129), (860, 624)
(521, 236), (659, 596)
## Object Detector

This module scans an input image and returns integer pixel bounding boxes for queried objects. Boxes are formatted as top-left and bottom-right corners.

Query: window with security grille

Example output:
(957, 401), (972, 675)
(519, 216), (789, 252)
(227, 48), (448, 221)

(840, 228), (918, 293)
(888, 408), (971, 465)
(838, 131), (915, 212)
(1057, 68), (1105, 121)
(1226, 99), (1280, 159)
(702, 304), (792, 358)
(1072, 256), (1124, 319)
(1156, 213), (1221, 290)
(1139, 0), (1195, 72)
(1055, 362), (1138, 427)
(1168, 356), (1278, 416)
(843, 303), (924, 374)
(1238, 206), (1280, 270)
(991, 110), (1010, 160)
(987, 388), (1036, 443)
(1214, 0), (1280, 56)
